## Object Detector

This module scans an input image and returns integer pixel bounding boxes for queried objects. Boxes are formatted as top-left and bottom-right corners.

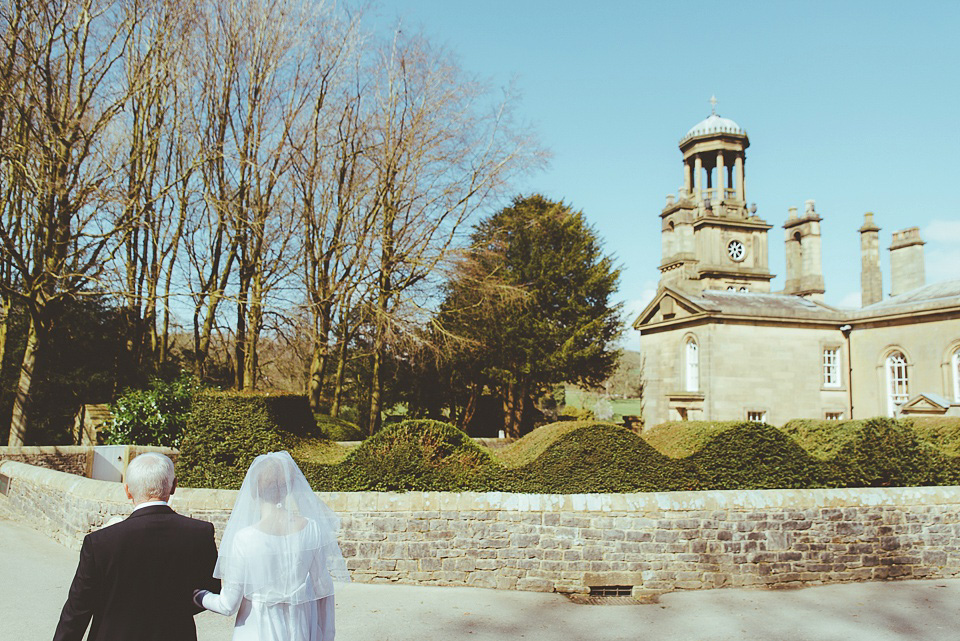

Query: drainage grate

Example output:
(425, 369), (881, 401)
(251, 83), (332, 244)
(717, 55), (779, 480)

(590, 585), (633, 597)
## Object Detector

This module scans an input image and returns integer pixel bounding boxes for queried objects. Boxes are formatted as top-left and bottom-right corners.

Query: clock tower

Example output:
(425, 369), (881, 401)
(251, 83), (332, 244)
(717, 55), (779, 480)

(658, 98), (774, 294)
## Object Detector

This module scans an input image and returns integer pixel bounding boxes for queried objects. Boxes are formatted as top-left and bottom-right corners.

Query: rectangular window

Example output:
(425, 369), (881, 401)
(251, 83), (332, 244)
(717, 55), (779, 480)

(747, 410), (766, 423)
(825, 412), (844, 421)
(823, 348), (841, 388)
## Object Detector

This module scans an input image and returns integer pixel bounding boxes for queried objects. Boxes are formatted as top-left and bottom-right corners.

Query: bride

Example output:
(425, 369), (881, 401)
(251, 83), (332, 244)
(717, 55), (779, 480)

(194, 451), (349, 641)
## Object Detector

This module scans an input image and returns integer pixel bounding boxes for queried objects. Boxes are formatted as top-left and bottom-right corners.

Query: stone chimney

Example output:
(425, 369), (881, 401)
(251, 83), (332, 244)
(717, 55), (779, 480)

(859, 213), (882, 307)
(889, 226), (925, 297)
(783, 200), (824, 300)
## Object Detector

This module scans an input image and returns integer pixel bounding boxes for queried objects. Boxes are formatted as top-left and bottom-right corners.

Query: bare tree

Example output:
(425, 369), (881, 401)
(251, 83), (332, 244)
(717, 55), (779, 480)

(362, 30), (544, 433)
(0, 0), (144, 445)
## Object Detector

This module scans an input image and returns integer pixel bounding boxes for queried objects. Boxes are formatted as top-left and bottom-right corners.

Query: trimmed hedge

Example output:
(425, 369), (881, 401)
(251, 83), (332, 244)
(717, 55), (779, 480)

(642, 420), (746, 458)
(500, 424), (695, 493)
(313, 414), (366, 442)
(177, 391), (322, 489)
(177, 396), (960, 492)
(690, 423), (826, 490)
(317, 420), (494, 491)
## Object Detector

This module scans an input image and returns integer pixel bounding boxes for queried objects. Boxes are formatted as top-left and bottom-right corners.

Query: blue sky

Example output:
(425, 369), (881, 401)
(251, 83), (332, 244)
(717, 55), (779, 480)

(374, 1), (960, 348)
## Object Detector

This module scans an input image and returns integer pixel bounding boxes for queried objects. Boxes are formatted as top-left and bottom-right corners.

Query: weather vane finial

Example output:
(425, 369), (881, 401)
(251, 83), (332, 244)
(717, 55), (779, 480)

(709, 95), (717, 116)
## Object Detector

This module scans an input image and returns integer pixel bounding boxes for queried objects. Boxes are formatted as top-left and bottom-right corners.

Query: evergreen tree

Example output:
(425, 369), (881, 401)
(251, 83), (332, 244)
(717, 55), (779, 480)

(439, 195), (621, 437)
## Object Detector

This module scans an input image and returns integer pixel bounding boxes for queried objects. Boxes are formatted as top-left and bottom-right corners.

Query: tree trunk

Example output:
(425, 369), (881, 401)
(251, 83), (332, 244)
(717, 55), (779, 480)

(330, 331), (348, 418)
(242, 272), (263, 391)
(8, 316), (41, 447)
(459, 382), (480, 431)
(502, 381), (527, 439)
(307, 304), (331, 409)
(0, 298), (9, 378)
(368, 339), (383, 436)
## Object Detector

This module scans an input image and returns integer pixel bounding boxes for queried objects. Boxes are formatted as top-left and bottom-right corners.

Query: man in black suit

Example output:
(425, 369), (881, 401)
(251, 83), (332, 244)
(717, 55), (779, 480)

(53, 452), (220, 641)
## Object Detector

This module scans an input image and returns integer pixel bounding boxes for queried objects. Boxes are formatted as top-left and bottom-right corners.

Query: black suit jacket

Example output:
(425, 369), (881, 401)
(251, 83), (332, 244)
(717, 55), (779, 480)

(53, 505), (220, 641)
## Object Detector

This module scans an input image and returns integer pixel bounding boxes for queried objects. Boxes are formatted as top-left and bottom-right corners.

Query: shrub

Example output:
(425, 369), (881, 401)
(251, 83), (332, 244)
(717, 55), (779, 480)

(502, 423), (694, 493)
(779, 418), (870, 460)
(314, 414), (366, 441)
(494, 420), (599, 468)
(689, 422), (825, 490)
(830, 417), (942, 487)
(326, 419), (494, 491)
(101, 373), (203, 448)
(642, 420), (746, 458)
(176, 391), (320, 489)
(900, 416), (960, 457)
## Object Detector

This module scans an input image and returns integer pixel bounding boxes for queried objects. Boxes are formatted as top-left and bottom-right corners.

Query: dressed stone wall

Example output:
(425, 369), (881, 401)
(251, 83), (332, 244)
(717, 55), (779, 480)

(0, 445), (178, 480)
(3, 460), (960, 595)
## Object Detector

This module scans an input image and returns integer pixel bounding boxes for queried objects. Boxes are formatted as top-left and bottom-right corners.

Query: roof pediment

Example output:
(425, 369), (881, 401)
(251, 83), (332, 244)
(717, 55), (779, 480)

(633, 287), (711, 329)
(900, 393), (951, 415)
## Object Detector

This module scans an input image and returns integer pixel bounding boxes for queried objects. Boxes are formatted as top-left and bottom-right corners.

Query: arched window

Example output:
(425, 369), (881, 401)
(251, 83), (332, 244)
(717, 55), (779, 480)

(953, 347), (960, 403)
(886, 351), (909, 417)
(685, 338), (699, 392)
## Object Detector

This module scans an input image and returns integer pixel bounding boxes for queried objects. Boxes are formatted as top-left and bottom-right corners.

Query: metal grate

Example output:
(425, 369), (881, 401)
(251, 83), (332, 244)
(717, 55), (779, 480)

(589, 585), (633, 597)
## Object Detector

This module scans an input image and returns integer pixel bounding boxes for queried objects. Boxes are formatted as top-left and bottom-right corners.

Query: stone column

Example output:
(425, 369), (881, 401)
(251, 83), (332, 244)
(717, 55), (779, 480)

(694, 155), (702, 202)
(684, 161), (692, 194)
(716, 151), (725, 202)
(735, 156), (744, 201)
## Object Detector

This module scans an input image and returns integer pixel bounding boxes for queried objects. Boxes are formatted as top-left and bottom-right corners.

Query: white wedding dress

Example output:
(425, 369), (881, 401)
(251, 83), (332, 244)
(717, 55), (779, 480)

(201, 520), (335, 641)
(197, 452), (349, 641)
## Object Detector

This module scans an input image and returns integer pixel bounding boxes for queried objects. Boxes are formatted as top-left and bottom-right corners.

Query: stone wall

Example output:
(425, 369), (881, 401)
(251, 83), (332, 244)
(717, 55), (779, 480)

(3, 460), (960, 595)
(0, 445), (178, 480)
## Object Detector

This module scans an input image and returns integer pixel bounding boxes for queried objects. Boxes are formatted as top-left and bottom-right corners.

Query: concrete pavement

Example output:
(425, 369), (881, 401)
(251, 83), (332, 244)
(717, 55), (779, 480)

(4, 503), (960, 641)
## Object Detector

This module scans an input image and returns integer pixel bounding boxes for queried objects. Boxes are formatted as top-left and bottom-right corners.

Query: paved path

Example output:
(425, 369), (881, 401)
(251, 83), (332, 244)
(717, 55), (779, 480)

(4, 504), (960, 641)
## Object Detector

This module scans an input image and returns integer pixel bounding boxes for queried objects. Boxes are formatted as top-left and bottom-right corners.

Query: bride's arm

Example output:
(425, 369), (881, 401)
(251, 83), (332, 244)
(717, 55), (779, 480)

(194, 582), (243, 616)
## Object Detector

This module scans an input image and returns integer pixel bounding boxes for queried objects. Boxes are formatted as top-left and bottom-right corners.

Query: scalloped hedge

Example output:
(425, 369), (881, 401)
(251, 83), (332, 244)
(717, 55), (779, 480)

(176, 394), (960, 492)
(176, 391), (322, 489)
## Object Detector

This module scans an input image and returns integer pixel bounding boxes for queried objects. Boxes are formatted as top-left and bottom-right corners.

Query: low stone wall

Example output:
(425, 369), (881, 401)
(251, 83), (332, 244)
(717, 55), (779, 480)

(0, 447), (91, 477)
(3, 460), (960, 595)
(0, 445), (178, 479)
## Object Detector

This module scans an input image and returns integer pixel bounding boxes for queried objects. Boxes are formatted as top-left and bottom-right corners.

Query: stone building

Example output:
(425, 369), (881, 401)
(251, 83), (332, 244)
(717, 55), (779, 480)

(633, 102), (960, 426)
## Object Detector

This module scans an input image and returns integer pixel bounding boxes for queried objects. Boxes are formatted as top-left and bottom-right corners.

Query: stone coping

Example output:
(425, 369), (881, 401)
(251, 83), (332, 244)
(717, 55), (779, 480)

(3, 460), (960, 513)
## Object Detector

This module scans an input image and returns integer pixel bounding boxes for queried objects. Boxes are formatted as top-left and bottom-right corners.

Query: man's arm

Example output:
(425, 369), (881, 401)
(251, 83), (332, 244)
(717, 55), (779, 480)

(52, 536), (98, 641)
(190, 521), (220, 615)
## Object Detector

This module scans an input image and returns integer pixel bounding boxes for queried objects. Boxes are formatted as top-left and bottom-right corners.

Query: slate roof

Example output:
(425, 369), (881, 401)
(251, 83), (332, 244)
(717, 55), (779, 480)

(685, 290), (840, 320)
(861, 280), (960, 311)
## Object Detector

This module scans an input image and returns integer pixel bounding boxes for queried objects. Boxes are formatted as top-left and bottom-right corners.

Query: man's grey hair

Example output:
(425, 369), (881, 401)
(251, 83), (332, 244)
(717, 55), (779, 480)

(125, 453), (175, 503)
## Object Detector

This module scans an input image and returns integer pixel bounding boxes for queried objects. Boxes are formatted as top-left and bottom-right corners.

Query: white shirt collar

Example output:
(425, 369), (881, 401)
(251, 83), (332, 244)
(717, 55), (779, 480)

(132, 500), (169, 513)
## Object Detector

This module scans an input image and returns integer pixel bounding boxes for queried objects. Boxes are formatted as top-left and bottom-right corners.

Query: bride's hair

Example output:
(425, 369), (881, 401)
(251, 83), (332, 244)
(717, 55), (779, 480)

(253, 457), (288, 505)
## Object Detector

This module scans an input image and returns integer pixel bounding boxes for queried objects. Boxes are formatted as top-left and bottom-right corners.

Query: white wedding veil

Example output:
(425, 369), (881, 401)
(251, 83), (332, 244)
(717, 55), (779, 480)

(215, 451), (349, 604)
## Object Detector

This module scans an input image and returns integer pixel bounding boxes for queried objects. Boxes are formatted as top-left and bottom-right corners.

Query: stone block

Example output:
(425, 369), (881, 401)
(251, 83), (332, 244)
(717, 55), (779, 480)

(516, 577), (555, 592)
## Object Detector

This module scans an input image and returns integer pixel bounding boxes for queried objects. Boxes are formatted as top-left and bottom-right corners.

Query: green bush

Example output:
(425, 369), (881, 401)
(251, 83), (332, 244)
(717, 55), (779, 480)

(830, 417), (944, 487)
(779, 418), (871, 460)
(900, 416), (960, 457)
(313, 414), (366, 441)
(176, 391), (321, 489)
(101, 373), (202, 448)
(501, 423), (694, 493)
(325, 419), (493, 491)
(178, 411), (960, 493)
(690, 423), (826, 490)
(642, 420), (746, 458)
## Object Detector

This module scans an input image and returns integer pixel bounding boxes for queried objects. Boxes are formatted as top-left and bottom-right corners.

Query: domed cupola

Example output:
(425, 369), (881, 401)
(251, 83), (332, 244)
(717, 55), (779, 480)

(677, 96), (750, 208)
(657, 97), (773, 295)
(680, 113), (746, 145)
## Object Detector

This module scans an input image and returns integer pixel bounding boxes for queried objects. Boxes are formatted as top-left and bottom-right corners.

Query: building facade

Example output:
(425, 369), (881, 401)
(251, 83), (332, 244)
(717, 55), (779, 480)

(633, 104), (960, 426)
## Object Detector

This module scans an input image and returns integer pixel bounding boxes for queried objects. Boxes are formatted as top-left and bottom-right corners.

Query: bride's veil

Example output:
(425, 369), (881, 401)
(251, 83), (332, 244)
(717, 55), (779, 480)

(215, 451), (350, 604)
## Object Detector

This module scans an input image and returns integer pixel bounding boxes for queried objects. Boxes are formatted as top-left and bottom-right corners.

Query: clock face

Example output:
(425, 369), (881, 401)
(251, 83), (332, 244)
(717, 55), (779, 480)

(727, 240), (745, 262)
